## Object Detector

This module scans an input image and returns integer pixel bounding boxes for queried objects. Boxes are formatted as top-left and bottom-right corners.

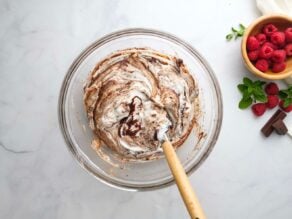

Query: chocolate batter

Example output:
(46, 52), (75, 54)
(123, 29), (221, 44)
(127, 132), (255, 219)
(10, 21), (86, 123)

(84, 48), (199, 159)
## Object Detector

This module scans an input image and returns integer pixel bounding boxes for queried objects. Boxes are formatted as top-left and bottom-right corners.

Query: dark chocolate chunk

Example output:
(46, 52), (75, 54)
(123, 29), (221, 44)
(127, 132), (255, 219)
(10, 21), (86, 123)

(272, 119), (288, 135)
(176, 58), (183, 68)
(261, 109), (286, 137)
(118, 96), (143, 137)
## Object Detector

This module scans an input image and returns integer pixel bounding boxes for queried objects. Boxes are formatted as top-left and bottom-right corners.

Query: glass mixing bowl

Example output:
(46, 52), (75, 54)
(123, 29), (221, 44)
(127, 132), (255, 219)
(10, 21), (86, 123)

(58, 28), (223, 191)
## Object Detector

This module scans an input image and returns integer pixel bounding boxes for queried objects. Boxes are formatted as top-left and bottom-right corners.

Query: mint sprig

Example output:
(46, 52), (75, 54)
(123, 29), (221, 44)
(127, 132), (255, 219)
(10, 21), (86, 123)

(226, 24), (246, 41)
(237, 77), (267, 109)
(279, 86), (292, 107)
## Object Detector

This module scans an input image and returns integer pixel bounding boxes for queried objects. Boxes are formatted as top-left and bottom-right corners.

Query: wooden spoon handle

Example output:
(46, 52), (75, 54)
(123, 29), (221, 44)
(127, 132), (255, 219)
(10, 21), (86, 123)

(162, 140), (206, 219)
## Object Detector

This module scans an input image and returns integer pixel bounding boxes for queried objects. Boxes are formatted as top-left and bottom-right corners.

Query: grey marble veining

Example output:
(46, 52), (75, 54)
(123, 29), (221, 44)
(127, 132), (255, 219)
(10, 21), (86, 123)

(1, 0), (292, 218)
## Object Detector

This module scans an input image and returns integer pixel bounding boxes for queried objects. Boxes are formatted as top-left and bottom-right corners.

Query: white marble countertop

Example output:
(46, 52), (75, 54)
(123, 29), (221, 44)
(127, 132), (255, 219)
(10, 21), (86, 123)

(1, 0), (292, 218)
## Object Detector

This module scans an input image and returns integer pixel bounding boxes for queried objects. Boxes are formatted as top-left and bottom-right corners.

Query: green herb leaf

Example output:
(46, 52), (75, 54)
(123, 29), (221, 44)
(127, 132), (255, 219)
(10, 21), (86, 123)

(247, 86), (253, 94)
(237, 77), (267, 109)
(253, 86), (265, 94)
(226, 34), (233, 41)
(237, 24), (246, 36)
(239, 97), (253, 109)
(279, 86), (292, 107)
(243, 77), (252, 86)
(281, 90), (289, 95)
(254, 80), (266, 87)
(252, 80), (266, 101)
(237, 84), (247, 93)
(226, 24), (246, 41)
(253, 92), (267, 102)
(237, 31), (244, 37)
(239, 23), (246, 30)
(288, 86), (292, 95)
(279, 90), (288, 99)
(243, 90), (251, 99)
(284, 98), (292, 108)
(231, 27), (237, 33)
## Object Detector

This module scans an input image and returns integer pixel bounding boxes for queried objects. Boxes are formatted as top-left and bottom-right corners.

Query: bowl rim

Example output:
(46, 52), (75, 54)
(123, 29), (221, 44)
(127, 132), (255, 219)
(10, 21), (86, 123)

(241, 14), (292, 80)
(58, 28), (223, 191)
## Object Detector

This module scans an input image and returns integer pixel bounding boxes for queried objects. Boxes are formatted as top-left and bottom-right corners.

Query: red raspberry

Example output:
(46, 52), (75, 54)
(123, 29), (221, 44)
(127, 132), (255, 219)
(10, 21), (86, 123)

(271, 50), (286, 63)
(247, 36), (260, 51)
(255, 59), (269, 72)
(265, 82), (279, 95)
(266, 95), (279, 109)
(279, 100), (292, 113)
(270, 32), (286, 47)
(256, 33), (267, 45)
(266, 59), (272, 68)
(248, 50), (259, 61)
(285, 44), (292, 56)
(272, 62), (286, 73)
(263, 24), (278, 37)
(258, 44), (274, 59)
(285, 27), (292, 43)
(263, 42), (278, 50)
(252, 103), (267, 116)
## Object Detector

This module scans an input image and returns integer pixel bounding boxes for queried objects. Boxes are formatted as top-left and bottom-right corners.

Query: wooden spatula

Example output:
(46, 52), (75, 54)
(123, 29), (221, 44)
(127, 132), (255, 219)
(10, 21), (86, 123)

(158, 128), (206, 219)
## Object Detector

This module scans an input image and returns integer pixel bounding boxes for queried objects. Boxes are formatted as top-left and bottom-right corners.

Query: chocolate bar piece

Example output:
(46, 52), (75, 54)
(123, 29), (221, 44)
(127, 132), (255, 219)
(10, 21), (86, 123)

(261, 109), (286, 137)
(272, 119), (288, 135)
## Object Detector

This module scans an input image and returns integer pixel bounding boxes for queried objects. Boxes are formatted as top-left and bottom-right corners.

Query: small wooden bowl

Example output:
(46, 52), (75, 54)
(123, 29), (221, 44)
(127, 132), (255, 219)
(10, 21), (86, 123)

(241, 14), (292, 80)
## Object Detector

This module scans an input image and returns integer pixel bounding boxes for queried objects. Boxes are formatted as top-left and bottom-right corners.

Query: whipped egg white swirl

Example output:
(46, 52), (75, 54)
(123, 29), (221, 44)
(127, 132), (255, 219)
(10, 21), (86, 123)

(84, 48), (199, 160)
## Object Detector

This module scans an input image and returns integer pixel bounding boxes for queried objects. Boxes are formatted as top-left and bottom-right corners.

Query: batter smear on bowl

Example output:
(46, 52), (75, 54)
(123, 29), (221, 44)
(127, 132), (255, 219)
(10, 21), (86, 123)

(84, 48), (200, 160)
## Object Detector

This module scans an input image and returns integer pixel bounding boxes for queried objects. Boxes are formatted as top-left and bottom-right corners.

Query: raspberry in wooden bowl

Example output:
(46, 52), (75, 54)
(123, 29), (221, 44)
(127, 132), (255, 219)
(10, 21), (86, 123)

(241, 14), (292, 80)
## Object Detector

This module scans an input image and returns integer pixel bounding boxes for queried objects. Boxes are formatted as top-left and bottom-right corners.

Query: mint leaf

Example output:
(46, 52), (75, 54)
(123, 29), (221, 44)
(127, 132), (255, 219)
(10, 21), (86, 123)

(231, 27), (237, 33)
(238, 84), (247, 93)
(254, 93), (267, 102)
(254, 80), (266, 87)
(243, 90), (251, 99)
(253, 86), (265, 94)
(226, 24), (246, 41)
(253, 87), (267, 102)
(281, 90), (289, 95)
(239, 97), (253, 109)
(279, 86), (292, 107)
(288, 86), (292, 96)
(237, 77), (267, 110)
(279, 90), (288, 99)
(237, 30), (244, 37)
(226, 34), (233, 41)
(239, 23), (246, 30)
(237, 24), (245, 36)
(284, 98), (292, 107)
(243, 77), (252, 86)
